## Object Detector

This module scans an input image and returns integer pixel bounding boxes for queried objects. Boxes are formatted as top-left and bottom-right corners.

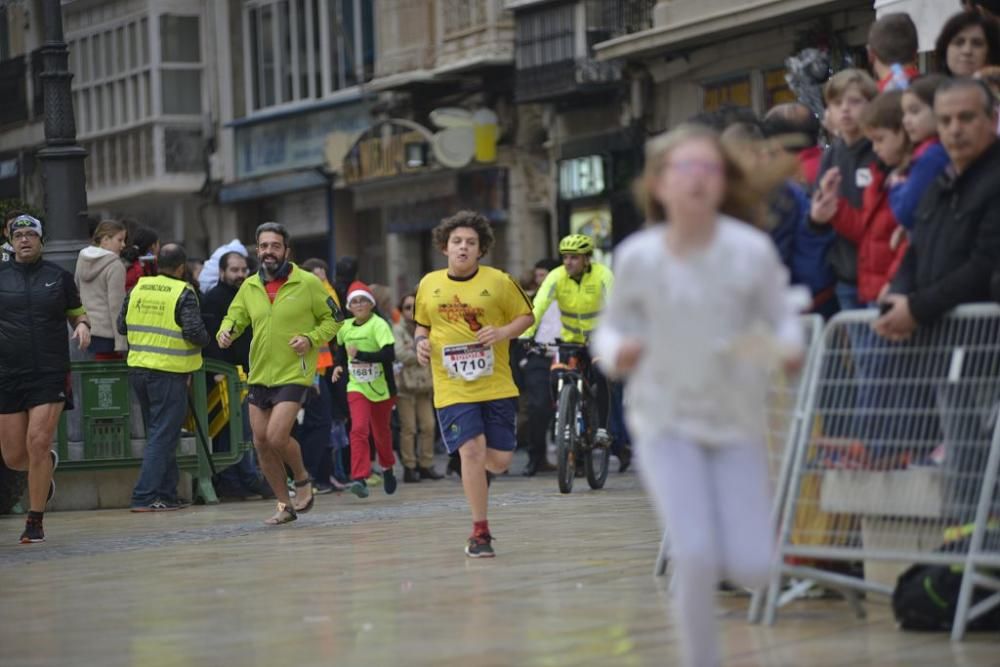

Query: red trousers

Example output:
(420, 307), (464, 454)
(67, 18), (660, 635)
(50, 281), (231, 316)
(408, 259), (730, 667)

(348, 392), (396, 481)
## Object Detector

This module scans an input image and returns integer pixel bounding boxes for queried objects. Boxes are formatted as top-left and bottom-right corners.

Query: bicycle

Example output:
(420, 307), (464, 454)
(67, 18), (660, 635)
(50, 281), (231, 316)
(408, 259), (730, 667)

(544, 339), (611, 493)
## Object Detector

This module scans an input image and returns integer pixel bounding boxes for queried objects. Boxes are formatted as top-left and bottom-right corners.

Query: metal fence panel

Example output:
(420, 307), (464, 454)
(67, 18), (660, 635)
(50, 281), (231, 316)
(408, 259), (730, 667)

(762, 305), (1000, 638)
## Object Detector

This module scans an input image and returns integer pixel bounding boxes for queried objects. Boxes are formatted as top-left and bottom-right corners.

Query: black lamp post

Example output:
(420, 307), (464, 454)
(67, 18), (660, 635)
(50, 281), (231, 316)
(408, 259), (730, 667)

(36, 0), (89, 271)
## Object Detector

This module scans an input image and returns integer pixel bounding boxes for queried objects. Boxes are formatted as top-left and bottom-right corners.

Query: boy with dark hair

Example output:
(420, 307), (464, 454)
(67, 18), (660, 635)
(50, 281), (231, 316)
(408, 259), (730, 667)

(414, 210), (534, 557)
(867, 12), (920, 90)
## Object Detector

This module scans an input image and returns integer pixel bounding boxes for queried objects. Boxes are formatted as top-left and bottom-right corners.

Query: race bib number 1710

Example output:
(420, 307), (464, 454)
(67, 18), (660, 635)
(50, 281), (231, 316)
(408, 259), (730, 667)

(442, 343), (494, 381)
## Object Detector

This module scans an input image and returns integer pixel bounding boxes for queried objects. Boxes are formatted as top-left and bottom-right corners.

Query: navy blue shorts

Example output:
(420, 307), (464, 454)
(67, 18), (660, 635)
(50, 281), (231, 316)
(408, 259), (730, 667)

(437, 398), (518, 454)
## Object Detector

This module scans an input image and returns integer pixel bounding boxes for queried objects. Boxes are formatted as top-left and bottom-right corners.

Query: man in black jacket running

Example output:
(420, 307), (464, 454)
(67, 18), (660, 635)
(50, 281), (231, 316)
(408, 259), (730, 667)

(0, 215), (91, 543)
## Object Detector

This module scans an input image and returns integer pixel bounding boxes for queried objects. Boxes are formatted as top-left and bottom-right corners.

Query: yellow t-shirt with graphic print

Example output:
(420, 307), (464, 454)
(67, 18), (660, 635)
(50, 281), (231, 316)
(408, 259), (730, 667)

(414, 266), (533, 409)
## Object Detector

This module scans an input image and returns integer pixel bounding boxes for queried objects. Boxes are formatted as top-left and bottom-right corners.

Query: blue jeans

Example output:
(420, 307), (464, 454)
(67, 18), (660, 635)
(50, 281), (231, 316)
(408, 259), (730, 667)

(130, 369), (189, 506)
(834, 282), (861, 312)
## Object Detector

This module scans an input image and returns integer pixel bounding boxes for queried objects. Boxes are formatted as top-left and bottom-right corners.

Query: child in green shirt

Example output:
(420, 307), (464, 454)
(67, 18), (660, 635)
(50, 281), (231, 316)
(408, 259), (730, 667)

(334, 282), (398, 497)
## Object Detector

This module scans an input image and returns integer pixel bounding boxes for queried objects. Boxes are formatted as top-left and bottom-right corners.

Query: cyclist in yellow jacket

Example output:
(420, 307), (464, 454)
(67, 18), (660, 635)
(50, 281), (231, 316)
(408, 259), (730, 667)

(523, 234), (627, 469)
(524, 234), (613, 344)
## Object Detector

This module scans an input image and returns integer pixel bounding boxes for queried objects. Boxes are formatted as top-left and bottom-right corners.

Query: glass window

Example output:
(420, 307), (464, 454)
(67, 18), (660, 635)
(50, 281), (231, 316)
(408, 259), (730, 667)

(259, 4), (276, 107)
(104, 30), (114, 78)
(244, 0), (372, 111)
(160, 15), (201, 63)
(116, 27), (125, 71)
(92, 33), (103, 80)
(94, 85), (105, 130)
(128, 22), (139, 70)
(160, 70), (202, 114)
(78, 37), (90, 82)
(278, 1), (292, 103)
(139, 18), (150, 66)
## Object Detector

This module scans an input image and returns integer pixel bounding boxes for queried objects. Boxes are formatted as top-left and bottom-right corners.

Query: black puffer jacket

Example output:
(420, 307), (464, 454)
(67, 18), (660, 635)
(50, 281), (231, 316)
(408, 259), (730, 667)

(891, 139), (1000, 324)
(0, 259), (83, 384)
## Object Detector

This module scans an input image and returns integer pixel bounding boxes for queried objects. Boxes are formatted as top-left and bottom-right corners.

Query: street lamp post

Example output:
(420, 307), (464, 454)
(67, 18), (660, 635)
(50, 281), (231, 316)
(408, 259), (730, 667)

(36, 0), (89, 271)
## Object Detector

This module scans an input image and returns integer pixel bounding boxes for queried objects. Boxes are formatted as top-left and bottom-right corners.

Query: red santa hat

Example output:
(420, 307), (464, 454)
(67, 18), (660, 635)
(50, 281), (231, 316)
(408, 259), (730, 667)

(346, 281), (376, 306)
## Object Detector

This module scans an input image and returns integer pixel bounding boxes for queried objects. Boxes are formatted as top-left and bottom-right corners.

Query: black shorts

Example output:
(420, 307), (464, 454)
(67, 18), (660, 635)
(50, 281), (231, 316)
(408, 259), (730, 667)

(0, 373), (73, 414)
(247, 384), (310, 411)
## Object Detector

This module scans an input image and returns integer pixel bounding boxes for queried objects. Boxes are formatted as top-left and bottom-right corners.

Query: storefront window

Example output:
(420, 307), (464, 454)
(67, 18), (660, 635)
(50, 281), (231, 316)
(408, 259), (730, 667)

(703, 75), (751, 112)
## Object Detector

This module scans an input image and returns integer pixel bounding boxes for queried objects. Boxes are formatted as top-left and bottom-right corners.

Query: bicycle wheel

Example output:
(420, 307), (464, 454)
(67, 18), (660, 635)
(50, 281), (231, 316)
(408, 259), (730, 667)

(555, 383), (578, 494)
(583, 387), (609, 489)
(586, 442), (610, 490)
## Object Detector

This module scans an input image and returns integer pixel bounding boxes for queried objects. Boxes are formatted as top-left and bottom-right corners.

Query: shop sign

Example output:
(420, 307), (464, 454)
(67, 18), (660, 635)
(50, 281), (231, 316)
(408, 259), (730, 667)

(234, 101), (371, 180)
(559, 155), (605, 200)
(343, 130), (430, 184)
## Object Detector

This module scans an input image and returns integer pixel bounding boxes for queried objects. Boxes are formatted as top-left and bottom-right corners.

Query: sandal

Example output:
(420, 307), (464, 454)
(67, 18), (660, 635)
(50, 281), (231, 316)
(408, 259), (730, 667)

(292, 478), (315, 514)
(264, 502), (297, 525)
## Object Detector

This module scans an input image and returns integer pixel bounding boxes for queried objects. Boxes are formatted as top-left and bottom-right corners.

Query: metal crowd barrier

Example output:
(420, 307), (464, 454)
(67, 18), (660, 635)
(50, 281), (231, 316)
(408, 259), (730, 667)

(653, 315), (826, 584)
(760, 305), (1000, 640)
(55, 359), (252, 505)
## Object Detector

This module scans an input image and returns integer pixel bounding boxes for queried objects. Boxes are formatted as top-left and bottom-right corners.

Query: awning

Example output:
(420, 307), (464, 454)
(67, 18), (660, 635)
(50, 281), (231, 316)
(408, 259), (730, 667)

(218, 169), (328, 205)
(594, 0), (857, 62)
(875, 0), (957, 53)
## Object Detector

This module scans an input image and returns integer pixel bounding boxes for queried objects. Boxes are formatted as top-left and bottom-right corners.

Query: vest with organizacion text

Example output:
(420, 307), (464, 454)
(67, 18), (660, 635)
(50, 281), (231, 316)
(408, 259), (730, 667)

(125, 275), (202, 373)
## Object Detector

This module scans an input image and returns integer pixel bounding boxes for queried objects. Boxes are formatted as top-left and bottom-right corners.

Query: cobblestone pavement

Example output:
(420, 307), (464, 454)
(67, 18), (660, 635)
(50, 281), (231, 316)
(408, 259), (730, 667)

(1, 459), (998, 666)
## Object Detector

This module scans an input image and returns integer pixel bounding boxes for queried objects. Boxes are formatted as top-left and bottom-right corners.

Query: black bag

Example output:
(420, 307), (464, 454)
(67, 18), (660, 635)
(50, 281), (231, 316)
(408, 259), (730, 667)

(893, 561), (1000, 632)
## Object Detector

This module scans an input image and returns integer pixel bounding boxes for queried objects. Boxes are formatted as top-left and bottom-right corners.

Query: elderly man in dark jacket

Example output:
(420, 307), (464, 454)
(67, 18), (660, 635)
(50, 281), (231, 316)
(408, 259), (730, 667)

(876, 77), (1000, 520)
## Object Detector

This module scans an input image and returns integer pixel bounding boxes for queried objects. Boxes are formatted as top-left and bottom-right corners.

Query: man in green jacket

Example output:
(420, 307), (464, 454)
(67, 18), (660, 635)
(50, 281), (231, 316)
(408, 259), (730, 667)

(219, 223), (340, 525)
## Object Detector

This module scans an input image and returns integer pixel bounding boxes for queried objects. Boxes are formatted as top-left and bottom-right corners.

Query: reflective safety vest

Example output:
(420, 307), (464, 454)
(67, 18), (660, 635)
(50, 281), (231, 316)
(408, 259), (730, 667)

(524, 263), (615, 344)
(126, 275), (202, 373)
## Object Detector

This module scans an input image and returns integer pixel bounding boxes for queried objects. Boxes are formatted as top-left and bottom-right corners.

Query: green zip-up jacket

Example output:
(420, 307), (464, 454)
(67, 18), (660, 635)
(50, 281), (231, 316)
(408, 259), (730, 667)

(220, 264), (340, 387)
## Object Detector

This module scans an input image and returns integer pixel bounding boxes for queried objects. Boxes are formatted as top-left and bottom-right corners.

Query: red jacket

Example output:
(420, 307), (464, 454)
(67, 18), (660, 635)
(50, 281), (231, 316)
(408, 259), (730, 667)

(829, 163), (908, 304)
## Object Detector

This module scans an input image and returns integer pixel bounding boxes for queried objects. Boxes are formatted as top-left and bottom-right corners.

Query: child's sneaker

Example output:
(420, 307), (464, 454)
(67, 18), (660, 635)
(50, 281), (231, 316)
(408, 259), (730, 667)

(465, 532), (495, 558)
(347, 480), (370, 498)
(383, 468), (397, 495)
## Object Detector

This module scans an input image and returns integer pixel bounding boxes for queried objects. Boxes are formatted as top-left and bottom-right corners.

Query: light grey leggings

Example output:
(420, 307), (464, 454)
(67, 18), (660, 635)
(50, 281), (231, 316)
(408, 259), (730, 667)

(638, 436), (774, 667)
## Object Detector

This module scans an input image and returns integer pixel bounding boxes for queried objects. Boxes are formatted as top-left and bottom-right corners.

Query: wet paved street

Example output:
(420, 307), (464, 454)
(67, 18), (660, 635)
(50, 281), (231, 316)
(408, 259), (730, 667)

(2, 458), (999, 667)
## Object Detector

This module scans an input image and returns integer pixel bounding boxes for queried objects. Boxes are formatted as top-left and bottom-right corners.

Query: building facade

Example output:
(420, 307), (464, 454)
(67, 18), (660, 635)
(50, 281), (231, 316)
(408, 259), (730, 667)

(216, 0), (376, 269)
(0, 0), (229, 256)
(594, 1), (876, 134)
(508, 0), (652, 265)
(332, 0), (551, 297)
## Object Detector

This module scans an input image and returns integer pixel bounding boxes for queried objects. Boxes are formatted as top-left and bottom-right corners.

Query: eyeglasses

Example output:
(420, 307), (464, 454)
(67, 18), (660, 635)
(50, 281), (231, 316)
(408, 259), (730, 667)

(11, 231), (39, 241)
(666, 160), (725, 176)
(402, 304), (415, 310)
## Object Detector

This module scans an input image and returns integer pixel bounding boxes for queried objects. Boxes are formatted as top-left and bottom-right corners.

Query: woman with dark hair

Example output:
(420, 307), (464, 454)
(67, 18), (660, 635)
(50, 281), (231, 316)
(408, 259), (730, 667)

(122, 225), (160, 292)
(936, 10), (1000, 76)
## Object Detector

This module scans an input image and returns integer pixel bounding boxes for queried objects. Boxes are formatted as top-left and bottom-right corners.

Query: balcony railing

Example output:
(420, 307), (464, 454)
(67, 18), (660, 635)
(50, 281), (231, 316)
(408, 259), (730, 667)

(597, 0), (655, 39)
(515, 57), (622, 103)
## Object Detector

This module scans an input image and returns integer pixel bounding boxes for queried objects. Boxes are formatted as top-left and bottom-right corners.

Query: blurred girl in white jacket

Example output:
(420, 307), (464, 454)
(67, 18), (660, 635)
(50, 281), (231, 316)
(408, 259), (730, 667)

(592, 124), (804, 667)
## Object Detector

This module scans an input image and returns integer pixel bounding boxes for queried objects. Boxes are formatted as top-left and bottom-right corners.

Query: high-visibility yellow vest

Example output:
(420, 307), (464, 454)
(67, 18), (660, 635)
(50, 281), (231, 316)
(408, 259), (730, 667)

(524, 263), (615, 344)
(126, 275), (202, 373)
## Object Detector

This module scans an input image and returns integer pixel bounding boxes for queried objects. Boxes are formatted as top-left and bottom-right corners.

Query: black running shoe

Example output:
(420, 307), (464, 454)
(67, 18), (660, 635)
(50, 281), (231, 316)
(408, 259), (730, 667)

(465, 533), (495, 558)
(383, 468), (397, 495)
(19, 516), (44, 544)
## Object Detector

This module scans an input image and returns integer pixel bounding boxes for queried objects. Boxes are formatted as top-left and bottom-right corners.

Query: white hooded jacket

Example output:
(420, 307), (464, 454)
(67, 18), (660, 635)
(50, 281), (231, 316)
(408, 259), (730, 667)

(75, 245), (128, 350)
